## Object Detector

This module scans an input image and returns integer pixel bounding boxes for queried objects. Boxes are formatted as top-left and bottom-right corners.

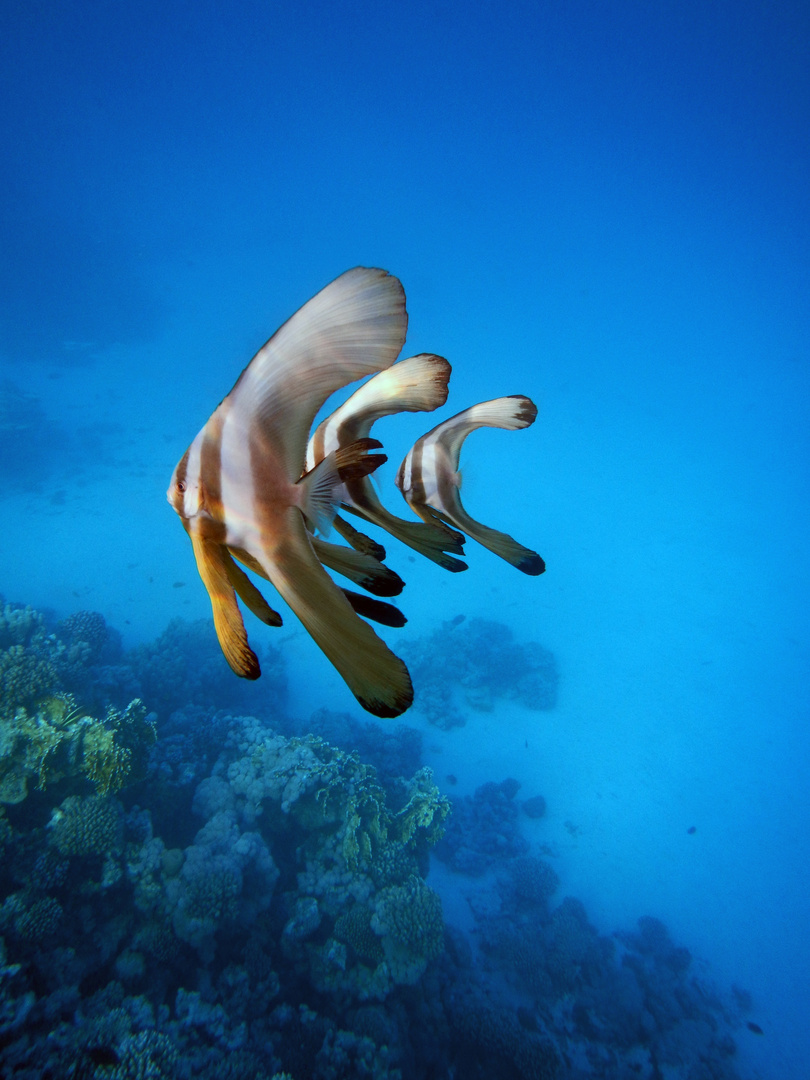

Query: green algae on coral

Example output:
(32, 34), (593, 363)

(390, 766), (450, 848)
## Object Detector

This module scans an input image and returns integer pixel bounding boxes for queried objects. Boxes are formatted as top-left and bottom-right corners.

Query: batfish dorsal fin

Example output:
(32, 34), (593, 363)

(307, 353), (451, 468)
(228, 267), (407, 480)
(427, 395), (538, 472)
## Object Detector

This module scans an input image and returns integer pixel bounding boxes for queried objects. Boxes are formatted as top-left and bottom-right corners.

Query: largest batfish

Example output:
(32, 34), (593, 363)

(167, 267), (414, 718)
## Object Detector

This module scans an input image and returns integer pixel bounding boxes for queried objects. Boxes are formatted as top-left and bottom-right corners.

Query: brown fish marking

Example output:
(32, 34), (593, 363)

(396, 395), (545, 575)
(168, 267), (413, 717)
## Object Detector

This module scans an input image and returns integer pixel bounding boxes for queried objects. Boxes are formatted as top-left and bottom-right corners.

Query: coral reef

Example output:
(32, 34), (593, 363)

(0, 599), (753, 1080)
(0, 599), (134, 719)
(435, 777), (529, 874)
(285, 708), (423, 794)
(402, 615), (559, 727)
(0, 695), (155, 803)
(128, 617), (286, 723)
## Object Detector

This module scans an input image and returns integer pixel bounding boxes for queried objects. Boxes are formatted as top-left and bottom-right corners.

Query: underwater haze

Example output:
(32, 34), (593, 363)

(1, 2), (808, 1078)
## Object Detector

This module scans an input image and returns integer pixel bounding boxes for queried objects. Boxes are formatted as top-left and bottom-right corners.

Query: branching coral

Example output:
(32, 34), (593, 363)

(448, 995), (559, 1080)
(499, 854), (560, 912)
(57, 610), (109, 662)
(1, 893), (64, 944)
(389, 767), (450, 849)
(0, 602), (45, 650)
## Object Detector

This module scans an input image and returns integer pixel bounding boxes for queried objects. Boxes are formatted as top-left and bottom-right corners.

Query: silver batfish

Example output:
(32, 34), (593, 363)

(167, 267), (414, 717)
(396, 396), (545, 575)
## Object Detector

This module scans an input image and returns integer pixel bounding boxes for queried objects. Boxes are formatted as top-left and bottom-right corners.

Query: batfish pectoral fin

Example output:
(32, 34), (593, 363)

(297, 438), (387, 538)
(222, 548), (283, 626)
(261, 510), (413, 717)
(189, 533), (261, 679)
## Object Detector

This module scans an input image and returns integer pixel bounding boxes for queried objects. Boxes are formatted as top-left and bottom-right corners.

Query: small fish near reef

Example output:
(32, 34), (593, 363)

(168, 267), (544, 716)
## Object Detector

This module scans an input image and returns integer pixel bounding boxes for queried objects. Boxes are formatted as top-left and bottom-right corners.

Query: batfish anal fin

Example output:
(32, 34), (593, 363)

(189, 533), (261, 679)
(342, 489), (468, 572)
(423, 485), (545, 576)
(261, 510), (413, 717)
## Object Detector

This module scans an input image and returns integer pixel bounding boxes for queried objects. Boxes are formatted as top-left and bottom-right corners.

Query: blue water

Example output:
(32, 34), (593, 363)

(1, 2), (808, 1076)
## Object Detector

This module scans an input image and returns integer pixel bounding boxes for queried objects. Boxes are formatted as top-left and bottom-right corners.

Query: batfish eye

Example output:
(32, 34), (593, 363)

(176, 480), (186, 493)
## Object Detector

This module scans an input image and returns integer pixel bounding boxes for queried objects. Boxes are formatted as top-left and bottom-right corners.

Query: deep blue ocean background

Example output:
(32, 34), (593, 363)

(1, 2), (808, 1077)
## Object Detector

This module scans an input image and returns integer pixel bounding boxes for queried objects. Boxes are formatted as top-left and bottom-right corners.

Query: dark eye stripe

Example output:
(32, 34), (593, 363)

(175, 449), (190, 488)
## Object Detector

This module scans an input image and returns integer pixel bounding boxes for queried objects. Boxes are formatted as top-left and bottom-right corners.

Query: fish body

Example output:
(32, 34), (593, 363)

(307, 354), (467, 571)
(168, 267), (414, 717)
(396, 395), (545, 575)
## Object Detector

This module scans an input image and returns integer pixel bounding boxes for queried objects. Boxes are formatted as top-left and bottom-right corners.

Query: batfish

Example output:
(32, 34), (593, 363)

(396, 396), (545, 575)
(306, 354), (467, 571)
(167, 267), (414, 717)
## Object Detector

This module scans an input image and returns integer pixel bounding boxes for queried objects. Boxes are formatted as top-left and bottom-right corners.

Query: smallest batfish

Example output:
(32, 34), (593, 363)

(167, 267), (413, 718)
(396, 396), (545, 575)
